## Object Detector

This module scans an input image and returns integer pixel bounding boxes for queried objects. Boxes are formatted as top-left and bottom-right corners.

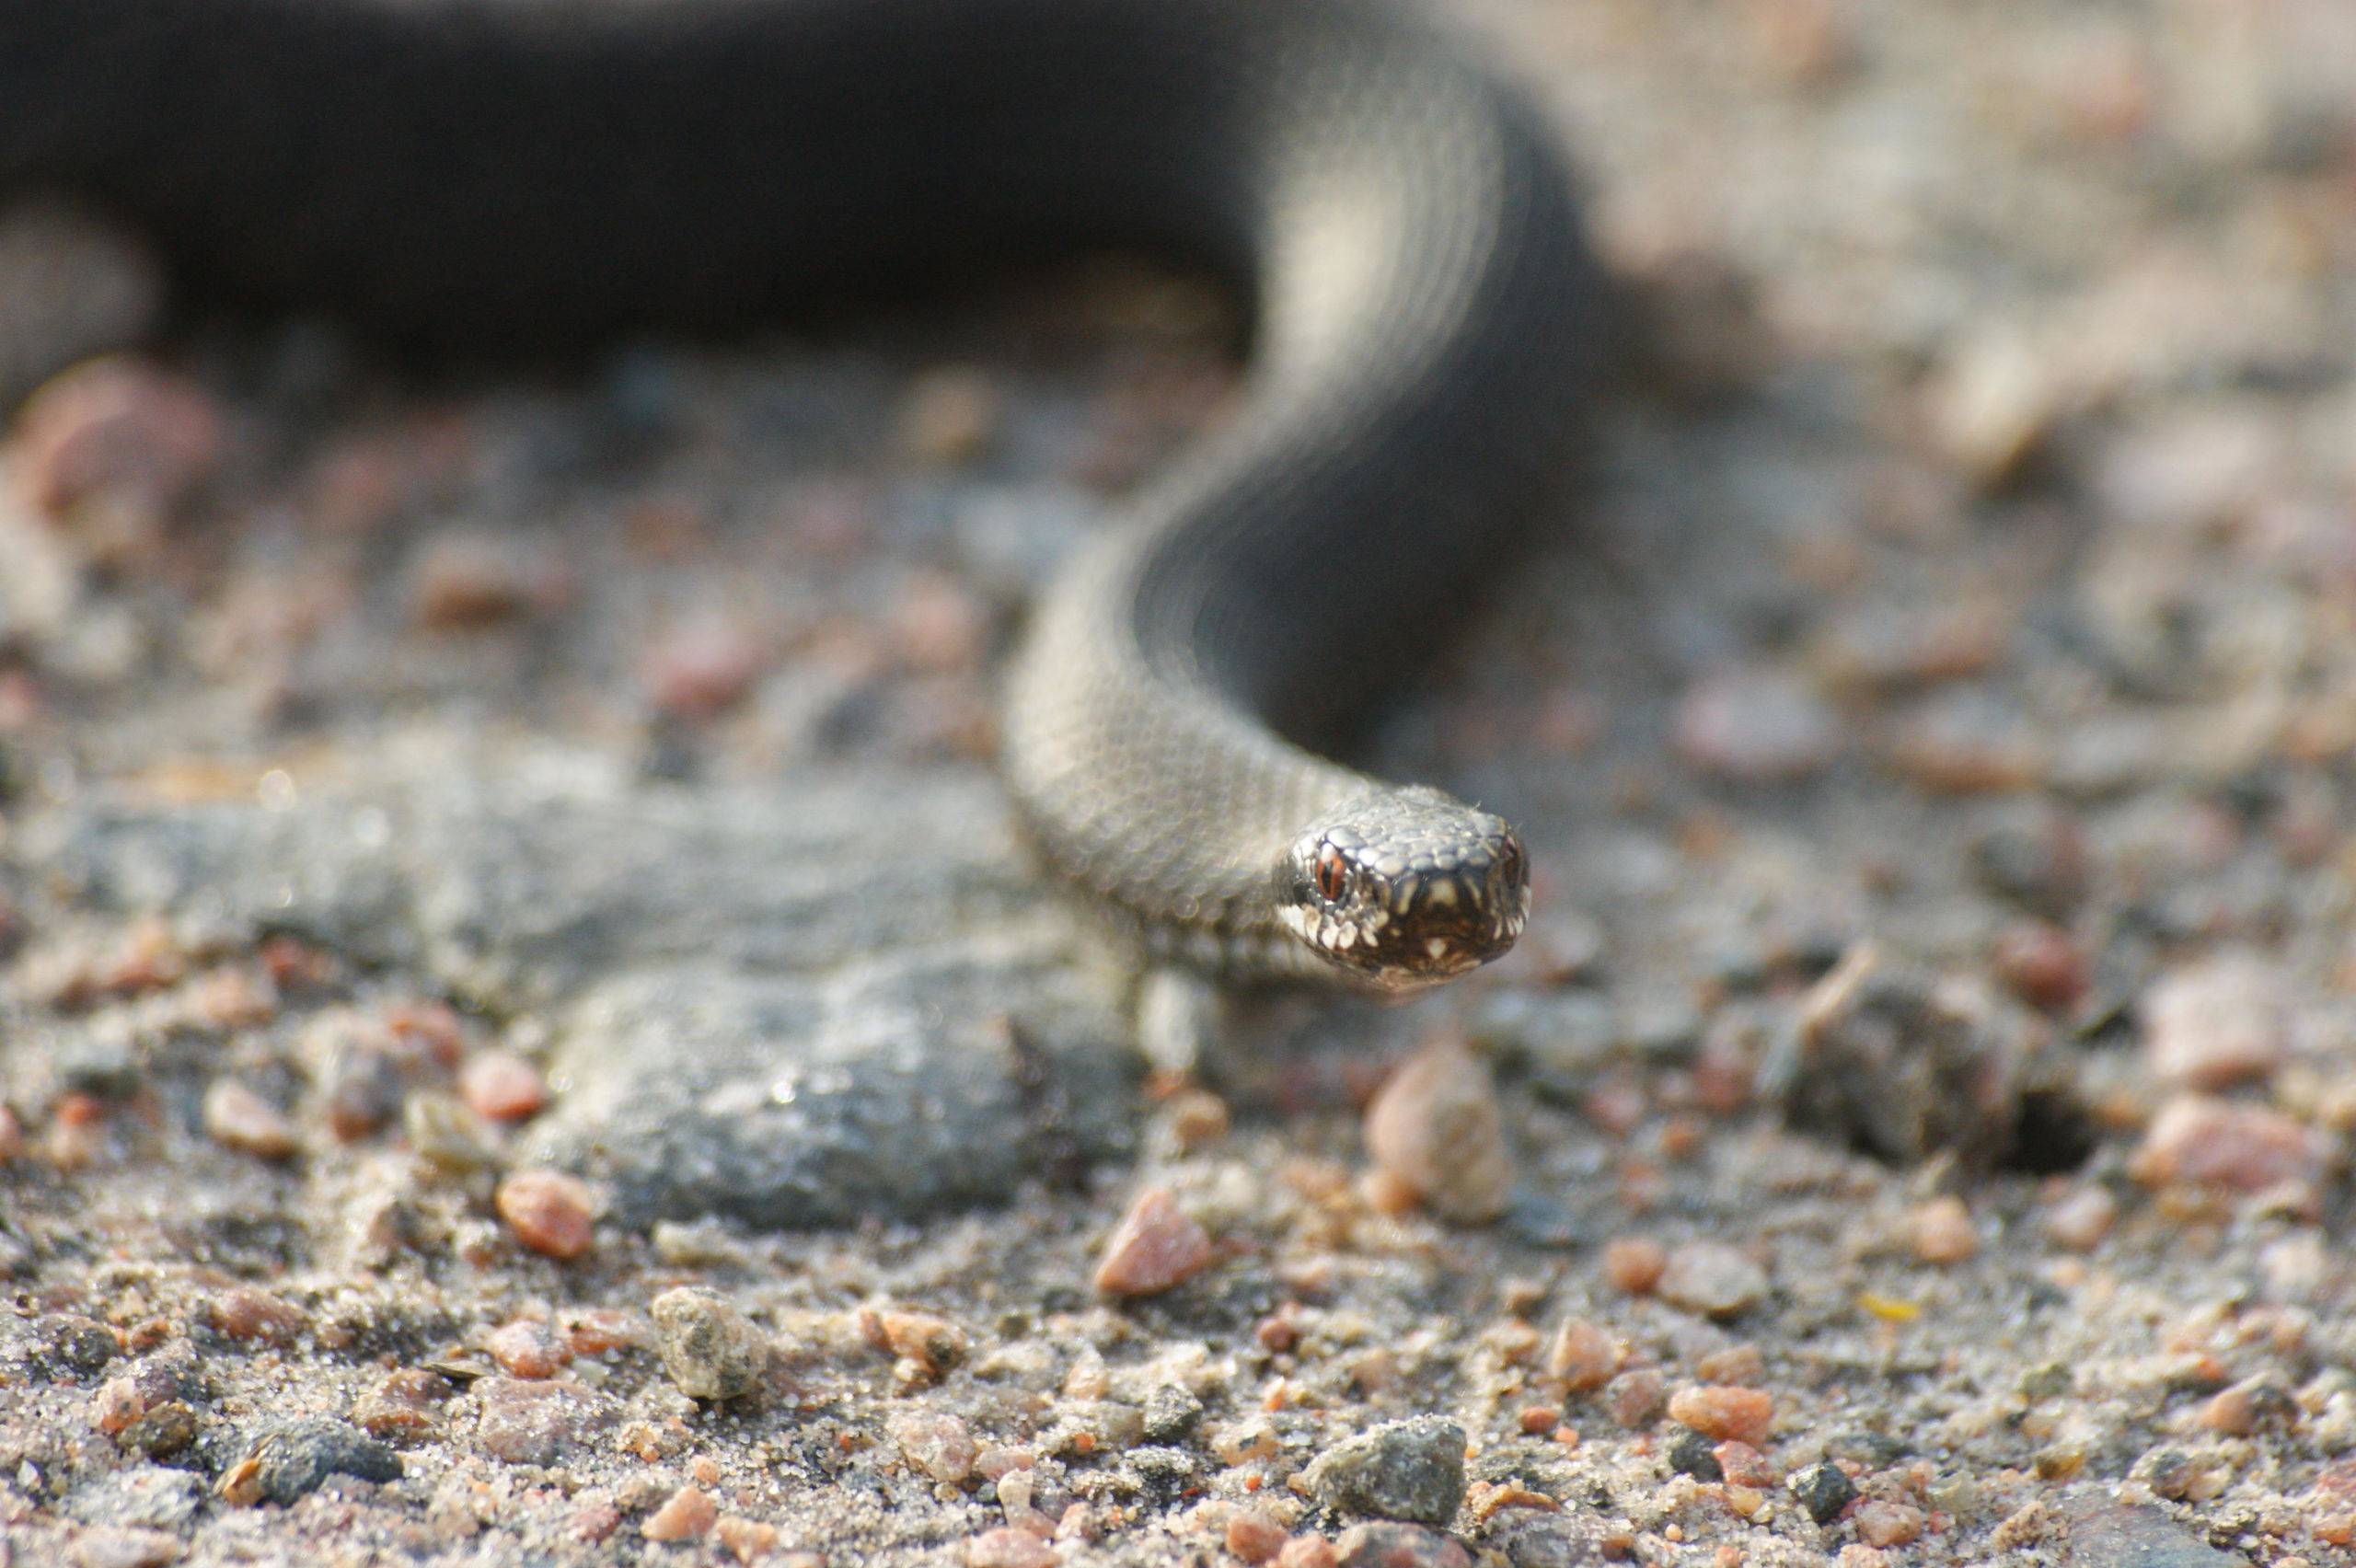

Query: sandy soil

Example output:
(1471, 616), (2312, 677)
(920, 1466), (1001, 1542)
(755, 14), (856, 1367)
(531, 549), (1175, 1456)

(2, 1), (2354, 1564)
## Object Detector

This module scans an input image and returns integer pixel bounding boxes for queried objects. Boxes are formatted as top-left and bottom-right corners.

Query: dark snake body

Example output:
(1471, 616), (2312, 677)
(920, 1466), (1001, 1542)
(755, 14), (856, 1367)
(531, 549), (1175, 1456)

(3, 0), (1605, 987)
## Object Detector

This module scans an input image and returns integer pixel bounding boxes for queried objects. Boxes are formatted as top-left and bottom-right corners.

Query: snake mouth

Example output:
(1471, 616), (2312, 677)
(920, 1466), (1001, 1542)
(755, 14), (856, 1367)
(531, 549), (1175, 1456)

(1276, 788), (1532, 989)
(1277, 881), (1531, 989)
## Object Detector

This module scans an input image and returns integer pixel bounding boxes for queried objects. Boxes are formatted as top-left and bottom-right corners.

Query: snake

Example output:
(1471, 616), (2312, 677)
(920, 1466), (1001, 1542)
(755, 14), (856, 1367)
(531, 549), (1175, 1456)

(2, 0), (1604, 991)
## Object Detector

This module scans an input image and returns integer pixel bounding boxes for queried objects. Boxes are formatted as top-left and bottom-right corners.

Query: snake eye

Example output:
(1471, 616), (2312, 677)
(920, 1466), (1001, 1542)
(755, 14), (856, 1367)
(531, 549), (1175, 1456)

(1315, 846), (1348, 903)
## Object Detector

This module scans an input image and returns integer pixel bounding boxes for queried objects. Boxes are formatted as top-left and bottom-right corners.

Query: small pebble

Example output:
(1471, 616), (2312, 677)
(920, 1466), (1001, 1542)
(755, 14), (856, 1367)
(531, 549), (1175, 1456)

(209, 1286), (306, 1344)
(1886, 691), (2042, 793)
(861, 1308), (970, 1378)
(89, 1371), (158, 1435)
(485, 1318), (572, 1379)
(12, 357), (221, 523)
(228, 1417), (402, 1505)
(1924, 327), (2060, 487)
(1604, 1368), (1667, 1428)
(1990, 921), (2090, 1012)
(1092, 1186), (1215, 1297)
(458, 1050), (548, 1122)
(2197, 1379), (2293, 1436)
(1278, 1539), (1341, 1568)
(642, 1484), (718, 1542)
(2055, 1498), (2247, 1567)
(494, 1169), (597, 1258)
(1363, 1036), (1513, 1223)
(118, 1401), (199, 1459)
(894, 1410), (979, 1485)
(383, 999), (467, 1065)
(1519, 909), (1605, 985)
(474, 1377), (614, 1466)
(1333, 1522), (1472, 1568)
(1666, 1430), (1723, 1480)
(1694, 1344), (1763, 1384)
(2042, 1184), (2117, 1250)
(898, 365), (1001, 464)
(1811, 599), (2004, 691)
(887, 571), (995, 674)
(1790, 1461), (1857, 1525)
(2142, 951), (2286, 1090)
(187, 967), (275, 1030)
(1715, 1441), (1780, 1488)
(2129, 1096), (2325, 1193)
(565, 1307), (641, 1356)
(1141, 1382), (1205, 1443)
(403, 1094), (500, 1173)
(1600, 1238), (1668, 1295)
(1228, 1507), (1290, 1564)
(1924, 1469), (1979, 1517)
(1054, 1504), (1098, 1545)
(1909, 1196), (1979, 1263)
(350, 1368), (448, 1439)
(1667, 1385), (1774, 1445)
(202, 1079), (300, 1160)
(572, 1495), (623, 1544)
(1968, 809), (2093, 918)
(319, 1048), (406, 1141)
(642, 618), (769, 719)
(1852, 1501), (1924, 1548)
(408, 533), (569, 628)
(715, 1516), (780, 1562)
(966, 1527), (1056, 1568)
(1544, 1318), (1620, 1391)
(1656, 1241), (1767, 1319)
(651, 1286), (769, 1401)
(1164, 1089), (1230, 1151)
(40, 1312), (121, 1375)
(1674, 666), (1840, 783)
(1301, 1417), (1466, 1525)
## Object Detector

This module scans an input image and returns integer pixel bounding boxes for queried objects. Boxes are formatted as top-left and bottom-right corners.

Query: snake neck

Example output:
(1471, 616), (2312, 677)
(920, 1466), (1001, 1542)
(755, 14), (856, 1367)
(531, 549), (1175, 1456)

(5, 0), (1607, 986)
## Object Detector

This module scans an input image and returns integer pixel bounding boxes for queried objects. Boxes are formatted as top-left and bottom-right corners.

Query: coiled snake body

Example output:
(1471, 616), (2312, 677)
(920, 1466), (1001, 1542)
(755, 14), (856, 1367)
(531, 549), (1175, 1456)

(2, 0), (1604, 988)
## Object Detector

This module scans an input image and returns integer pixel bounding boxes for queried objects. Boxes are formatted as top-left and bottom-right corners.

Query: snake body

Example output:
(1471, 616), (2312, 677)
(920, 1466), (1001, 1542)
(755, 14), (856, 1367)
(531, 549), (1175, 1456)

(2, 0), (1604, 988)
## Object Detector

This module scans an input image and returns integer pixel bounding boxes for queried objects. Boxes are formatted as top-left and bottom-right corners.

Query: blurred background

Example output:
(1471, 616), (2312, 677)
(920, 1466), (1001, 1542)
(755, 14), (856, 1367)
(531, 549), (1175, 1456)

(0, 2), (2353, 1563)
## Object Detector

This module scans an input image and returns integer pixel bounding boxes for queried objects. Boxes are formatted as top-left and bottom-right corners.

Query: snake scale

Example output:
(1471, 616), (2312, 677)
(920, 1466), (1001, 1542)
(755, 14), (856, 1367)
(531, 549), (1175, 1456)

(2, 0), (1606, 990)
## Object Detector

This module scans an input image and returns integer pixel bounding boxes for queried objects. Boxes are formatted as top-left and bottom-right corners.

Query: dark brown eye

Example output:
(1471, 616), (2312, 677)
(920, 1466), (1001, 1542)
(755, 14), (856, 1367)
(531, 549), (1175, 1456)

(1315, 847), (1348, 902)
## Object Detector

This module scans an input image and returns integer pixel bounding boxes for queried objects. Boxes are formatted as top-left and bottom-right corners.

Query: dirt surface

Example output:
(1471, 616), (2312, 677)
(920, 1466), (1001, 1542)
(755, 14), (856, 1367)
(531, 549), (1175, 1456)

(4, 1), (2356, 1565)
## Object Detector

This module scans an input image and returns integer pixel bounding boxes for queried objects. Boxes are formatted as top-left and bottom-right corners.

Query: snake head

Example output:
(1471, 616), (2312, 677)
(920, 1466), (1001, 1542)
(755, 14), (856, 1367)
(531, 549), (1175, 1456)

(1276, 786), (1530, 990)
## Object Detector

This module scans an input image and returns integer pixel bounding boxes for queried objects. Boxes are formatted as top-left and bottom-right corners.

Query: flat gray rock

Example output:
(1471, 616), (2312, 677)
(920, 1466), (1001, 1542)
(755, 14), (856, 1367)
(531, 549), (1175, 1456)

(17, 749), (1138, 1225)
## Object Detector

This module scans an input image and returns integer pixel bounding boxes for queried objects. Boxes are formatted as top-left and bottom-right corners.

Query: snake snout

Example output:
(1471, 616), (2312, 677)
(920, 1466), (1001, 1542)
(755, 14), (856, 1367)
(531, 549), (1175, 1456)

(1276, 787), (1532, 989)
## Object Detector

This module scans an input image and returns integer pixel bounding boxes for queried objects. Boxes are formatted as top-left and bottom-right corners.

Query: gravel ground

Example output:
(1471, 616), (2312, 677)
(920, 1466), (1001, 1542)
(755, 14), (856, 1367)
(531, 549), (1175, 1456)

(3, 1), (2355, 1565)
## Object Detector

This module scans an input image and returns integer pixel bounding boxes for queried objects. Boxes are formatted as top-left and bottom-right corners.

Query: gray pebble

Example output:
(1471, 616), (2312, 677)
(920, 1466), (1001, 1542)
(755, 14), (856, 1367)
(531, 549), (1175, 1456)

(1656, 1241), (1766, 1320)
(1334, 1521), (1471, 1567)
(1140, 1382), (1205, 1443)
(1665, 1429), (1721, 1480)
(2058, 1497), (2246, 1567)
(1788, 1461), (1855, 1525)
(1303, 1416), (1466, 1526)
(240, 1418), (402, 1504)
(38, 1313), (119, 1378)
(650, 1286), (768, 1401)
